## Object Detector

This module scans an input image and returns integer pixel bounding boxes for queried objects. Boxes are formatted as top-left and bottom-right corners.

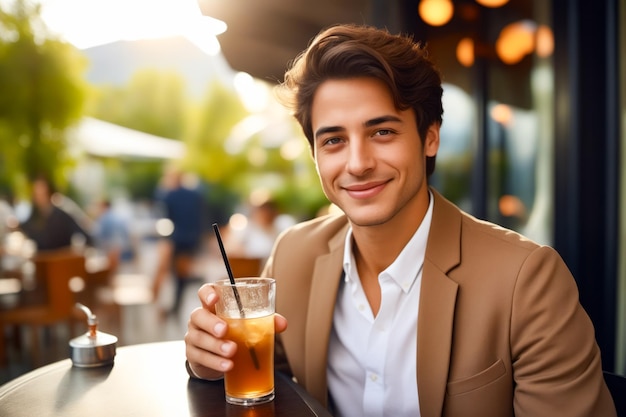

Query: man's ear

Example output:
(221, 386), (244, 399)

(424, 123), (440, 157)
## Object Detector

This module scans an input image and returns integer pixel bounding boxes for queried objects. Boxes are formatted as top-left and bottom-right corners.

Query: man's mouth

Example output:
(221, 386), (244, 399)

(344, 180), (389, 199)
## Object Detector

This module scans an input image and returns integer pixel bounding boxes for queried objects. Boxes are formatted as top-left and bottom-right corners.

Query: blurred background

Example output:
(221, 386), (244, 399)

(0, 0), (624, 384)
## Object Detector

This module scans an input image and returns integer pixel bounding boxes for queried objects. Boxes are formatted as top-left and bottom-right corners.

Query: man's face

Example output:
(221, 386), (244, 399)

(311, 77), (439, 229)
(32, 179), (51, 210)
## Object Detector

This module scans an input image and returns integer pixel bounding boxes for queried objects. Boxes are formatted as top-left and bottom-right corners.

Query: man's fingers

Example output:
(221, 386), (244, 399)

(275, 314), (288, 333)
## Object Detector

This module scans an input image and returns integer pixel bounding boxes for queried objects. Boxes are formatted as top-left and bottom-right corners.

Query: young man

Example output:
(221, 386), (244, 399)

(184, 24), (616, 417)
(20, 176), (93, 251)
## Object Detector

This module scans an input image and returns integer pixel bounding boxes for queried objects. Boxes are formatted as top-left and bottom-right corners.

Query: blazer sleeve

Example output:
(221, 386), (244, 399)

(510, 246), (616, 417)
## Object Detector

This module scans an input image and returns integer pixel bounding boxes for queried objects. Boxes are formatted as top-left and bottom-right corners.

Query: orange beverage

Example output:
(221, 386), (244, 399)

(213, 277), (276, 406)
(224, 314), (275, 402)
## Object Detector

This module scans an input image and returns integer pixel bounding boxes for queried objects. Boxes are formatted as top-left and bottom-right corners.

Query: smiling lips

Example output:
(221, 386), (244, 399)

(344, 180), (389, 199)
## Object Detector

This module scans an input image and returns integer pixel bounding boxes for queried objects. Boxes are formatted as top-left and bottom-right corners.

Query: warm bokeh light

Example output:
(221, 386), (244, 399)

(475, 0), (509, 7)
(418, 0), (454, 27)
(280, 138), (306, 161)
(249, 188), (272, 206)
(490, 104), (513, 126)
(499, 195), (526, 217)
(495, 21), (536, 64)
(155, 218), (174, 237)
(456, 37), (475, 67)
(68, 276), (85, 293)
(535, 25), (554, 58)
(229, 213), (249, 231)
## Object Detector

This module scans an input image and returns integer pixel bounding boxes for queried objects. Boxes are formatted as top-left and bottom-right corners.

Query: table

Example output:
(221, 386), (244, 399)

(0, 340), (332, 417)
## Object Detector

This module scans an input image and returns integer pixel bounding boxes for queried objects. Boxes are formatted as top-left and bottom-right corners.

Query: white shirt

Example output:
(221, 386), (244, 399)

(327, 194), (433, 417)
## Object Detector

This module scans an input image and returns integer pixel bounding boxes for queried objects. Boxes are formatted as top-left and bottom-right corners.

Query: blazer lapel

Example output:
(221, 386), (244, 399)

(417, 189), (462, 417)
(304, 224), (347, 405)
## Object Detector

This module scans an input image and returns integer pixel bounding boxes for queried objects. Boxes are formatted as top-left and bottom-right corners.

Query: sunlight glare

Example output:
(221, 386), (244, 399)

(38, 0), (226, 52)
(233, 72), (271, 113)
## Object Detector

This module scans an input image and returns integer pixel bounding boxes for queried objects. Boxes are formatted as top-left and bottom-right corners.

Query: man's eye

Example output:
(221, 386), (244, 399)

(375, 129), (393, 136)
(323, 137), (342, 146)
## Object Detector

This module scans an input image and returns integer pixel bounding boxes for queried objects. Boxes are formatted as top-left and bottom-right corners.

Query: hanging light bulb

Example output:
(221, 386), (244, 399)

(475, 0), (509, 7)
(418, 0), (454, 27)
(495, 20), (536, 64)
(456, 37), (475, 67)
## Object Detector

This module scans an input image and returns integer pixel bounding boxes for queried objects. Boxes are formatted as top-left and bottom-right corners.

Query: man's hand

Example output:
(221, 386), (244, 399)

(184, 283), (287, 380)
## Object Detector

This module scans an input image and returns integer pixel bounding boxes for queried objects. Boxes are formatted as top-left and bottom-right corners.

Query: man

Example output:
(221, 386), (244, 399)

(93, 199), (133, 274)
(153, 167), (205, 316)
(184, 24), (616, 417)
(20, 176), (93, 251)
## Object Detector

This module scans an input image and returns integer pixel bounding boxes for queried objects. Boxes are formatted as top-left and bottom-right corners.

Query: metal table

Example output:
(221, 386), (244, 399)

(0, 340), (331, 417)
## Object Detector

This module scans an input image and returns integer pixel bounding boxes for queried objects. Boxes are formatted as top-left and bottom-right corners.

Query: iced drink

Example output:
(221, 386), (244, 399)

(213, 278), (276, 406)
(224, 314), (274, 402)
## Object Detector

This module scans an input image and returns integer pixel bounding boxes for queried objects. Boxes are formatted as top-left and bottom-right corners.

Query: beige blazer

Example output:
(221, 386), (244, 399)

(263, 189), (616, 417)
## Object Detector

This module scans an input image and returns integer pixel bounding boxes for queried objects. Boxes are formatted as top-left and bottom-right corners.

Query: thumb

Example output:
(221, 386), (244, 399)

(275, 313), (288, 334)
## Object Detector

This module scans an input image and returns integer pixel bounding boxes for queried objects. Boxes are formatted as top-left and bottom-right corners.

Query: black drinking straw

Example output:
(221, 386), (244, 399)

(212, 223), (259, 369)
(212, 223), (245, 317)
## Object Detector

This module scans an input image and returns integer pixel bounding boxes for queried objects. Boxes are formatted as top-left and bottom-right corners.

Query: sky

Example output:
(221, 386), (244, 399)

(35, 0), (226, 54)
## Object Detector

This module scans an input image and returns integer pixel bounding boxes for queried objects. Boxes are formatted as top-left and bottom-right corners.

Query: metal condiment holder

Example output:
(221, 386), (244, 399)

(69, 303), (117, 367)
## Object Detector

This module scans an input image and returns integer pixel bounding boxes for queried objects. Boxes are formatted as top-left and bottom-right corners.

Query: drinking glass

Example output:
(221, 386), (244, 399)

(213, 277), (276, 406)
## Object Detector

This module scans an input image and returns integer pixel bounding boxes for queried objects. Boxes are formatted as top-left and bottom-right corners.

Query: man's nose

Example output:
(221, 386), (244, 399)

(346, 139), (375, 176)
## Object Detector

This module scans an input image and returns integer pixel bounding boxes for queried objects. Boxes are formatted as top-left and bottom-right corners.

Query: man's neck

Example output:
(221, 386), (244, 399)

(350, 190), (431, 275)
(349, 189), (431, 315)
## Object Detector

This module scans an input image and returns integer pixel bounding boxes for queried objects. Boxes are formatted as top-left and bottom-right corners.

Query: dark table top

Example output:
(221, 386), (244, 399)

(0, 340), (331, 417)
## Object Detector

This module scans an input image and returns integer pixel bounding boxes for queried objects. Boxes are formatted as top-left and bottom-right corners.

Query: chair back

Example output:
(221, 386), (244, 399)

(604, 371), (626, 417)
(34, 250), (86, 320)
(228, 257), (263, 278)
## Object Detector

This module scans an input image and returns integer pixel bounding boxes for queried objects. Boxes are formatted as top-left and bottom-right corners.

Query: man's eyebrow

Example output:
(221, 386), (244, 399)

(314, 125), (345, 139)
(364, 115), (402, 127)
(314, 115), (402, 139)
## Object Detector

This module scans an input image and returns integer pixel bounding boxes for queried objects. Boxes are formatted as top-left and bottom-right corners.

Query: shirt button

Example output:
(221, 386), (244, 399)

(358, 304), (365, 311)
(370, 373), (378, 382)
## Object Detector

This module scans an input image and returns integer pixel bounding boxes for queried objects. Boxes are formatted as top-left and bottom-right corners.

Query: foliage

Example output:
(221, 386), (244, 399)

(0, 1), (326, 220)
(181, 80), (328, 218)
(85, 69), (187, 139)
(84, 70), (190, 203)
(115, 159), (164, 201)
(0, 0), (87, 197)
(183, 80), (249, 182)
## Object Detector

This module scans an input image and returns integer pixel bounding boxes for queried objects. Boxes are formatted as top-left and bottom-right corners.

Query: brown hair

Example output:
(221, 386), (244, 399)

(276, 23), (443, 176)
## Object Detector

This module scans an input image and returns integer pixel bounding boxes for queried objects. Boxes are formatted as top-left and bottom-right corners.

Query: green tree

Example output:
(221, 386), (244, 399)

(184, 79), (249, 183)
(87, 63), (326, 219)
(0, 1), (87, 195)
(87, 69), (187, 139)
(85, 69), (192, 202)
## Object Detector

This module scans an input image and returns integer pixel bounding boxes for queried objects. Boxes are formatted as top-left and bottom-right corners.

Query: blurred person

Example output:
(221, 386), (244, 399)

(152, 167), (205, 316)
(184, 24), (616, 417)
(225, 200), (287, 262)
(92, 199), (134, 274)
(20, 176), (93, 252)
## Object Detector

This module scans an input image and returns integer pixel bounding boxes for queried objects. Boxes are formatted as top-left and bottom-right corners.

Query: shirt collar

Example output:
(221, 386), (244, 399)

(343, 191), (434, 292)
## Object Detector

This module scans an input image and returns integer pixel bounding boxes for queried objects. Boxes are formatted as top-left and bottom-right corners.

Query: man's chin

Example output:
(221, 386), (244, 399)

(345, 211), (390, 228)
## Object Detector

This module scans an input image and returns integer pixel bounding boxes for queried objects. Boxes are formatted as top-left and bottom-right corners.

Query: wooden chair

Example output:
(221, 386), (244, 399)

(604, 371), (626, 417)
(0, 250), (86, 366)
(228, 257), (263, 278)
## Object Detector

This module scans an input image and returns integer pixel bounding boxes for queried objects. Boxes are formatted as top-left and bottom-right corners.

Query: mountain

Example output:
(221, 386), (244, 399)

(80, 36), (236, 98)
